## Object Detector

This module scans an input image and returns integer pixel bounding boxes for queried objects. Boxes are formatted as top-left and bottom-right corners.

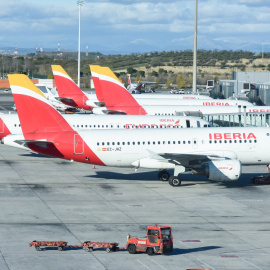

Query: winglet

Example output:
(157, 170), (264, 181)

(8, 74), (73, 135)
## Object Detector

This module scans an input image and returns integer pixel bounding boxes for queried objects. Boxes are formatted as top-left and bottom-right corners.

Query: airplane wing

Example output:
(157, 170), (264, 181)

(157, 152), (234, 167)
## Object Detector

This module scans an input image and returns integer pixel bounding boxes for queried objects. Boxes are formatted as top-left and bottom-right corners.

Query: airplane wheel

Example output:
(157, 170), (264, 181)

(158, 170), (170, 181)
(169, 176), (181, 187)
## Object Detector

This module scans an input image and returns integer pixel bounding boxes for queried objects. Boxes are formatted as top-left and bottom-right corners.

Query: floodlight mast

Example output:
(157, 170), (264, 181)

(77, 0), (83, 88)
(192, 0), (198, 93)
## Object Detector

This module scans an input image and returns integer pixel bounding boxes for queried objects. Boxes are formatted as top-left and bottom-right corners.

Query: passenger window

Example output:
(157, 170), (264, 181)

(107, 142), (110, 145)
(117, 142), (120, 145)
(133, 142), (135, 145)
(112, 142), (115, 145)
(138, 142), (140, 145)
(102, 142), (104, 146)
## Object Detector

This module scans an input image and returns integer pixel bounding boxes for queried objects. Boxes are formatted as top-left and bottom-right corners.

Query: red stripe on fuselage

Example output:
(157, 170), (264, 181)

(0, 117), (11, 139)
(54, 75), (93, 111)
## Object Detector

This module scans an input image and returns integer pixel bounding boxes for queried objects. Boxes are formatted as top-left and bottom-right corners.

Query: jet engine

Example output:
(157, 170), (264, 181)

(192, 160), (242, 181)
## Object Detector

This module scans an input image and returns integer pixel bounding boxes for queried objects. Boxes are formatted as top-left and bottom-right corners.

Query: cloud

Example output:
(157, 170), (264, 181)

(1, 0), (270, 53)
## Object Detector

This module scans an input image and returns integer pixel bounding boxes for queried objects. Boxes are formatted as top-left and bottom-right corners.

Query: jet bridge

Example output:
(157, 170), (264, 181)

(202, 112), (270, 127)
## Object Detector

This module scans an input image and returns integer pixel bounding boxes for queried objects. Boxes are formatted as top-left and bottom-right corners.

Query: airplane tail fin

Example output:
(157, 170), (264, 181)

(8, 74), (73, 135)
(51, 65), (91, 109)
(135, 83), (143, 91)
(90, 65), (147, 115)
(128, 74), (131, 84)
(90, 65), (105, 103)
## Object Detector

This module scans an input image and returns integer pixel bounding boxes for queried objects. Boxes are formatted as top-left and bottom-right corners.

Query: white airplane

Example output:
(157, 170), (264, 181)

(0, 112), (211, 141)
(90, 66), (270, 116)
(90, 65), (253, 107)
(126, 74), (142, 94)
(3, 74), (270, 187)
(51, 65), (215, 112)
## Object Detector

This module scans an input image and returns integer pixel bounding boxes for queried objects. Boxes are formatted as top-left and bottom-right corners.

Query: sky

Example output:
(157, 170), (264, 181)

(1, 0), (270, 54)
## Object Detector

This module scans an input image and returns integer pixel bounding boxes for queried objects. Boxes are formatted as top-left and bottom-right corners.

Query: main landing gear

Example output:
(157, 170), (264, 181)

(158, 166), (185, 187)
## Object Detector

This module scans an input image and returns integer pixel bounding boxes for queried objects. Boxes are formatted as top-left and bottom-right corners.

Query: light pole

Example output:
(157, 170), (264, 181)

(192, 0), (198, 93)
(77, 0), (83, 87)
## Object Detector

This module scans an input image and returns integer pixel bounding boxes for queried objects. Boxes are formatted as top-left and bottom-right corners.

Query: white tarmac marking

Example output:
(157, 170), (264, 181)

(197, 258), (216, 270)
(149, 258), (167, 270)
(241, 258), (264, 270)
(137, 259), (151, 270)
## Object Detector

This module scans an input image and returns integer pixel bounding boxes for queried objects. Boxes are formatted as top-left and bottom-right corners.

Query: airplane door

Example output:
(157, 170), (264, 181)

(74, 134), (84, 154)
(0, 118), (4, 133)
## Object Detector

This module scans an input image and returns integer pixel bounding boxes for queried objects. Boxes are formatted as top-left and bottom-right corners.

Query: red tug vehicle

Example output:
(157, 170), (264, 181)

(126, 225), (173, 255)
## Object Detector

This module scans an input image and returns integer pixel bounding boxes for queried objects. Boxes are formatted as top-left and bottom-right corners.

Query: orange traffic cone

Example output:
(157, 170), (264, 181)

(92, 165), (96, 169)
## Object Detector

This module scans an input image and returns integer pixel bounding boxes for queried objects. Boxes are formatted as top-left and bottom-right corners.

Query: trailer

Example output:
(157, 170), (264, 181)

(29, 241), (68, 251)
(81, 241), (120, 253)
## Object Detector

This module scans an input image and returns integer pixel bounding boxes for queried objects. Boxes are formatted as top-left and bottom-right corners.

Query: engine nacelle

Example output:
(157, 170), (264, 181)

(193, 160), (242, 181)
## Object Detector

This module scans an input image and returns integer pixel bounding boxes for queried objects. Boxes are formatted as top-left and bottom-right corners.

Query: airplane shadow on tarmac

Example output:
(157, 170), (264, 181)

(88, 170), (266, 189)
(19, 153), (267, 188)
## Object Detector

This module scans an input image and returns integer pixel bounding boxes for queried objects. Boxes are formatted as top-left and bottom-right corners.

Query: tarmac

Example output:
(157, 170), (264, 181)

(0, 91), (270, 270)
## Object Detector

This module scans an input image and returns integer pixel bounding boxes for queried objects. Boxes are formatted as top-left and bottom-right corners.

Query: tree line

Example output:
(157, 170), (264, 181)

(0, 50), (269, 89)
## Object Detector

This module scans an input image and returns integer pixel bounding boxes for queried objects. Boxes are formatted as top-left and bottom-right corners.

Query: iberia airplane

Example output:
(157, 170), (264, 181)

(0, 112), (211, 141)
(3, 74), (270, 187)
(51, 65), (214, 112)
(91, 65), (270, 116)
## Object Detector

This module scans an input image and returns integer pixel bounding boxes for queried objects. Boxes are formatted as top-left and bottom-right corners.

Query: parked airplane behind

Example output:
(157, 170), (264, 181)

(0, 113), (211, 141)
(3, 74), (270, 187)
(52, 65), (215, 112)
(91, 65), (270, 116)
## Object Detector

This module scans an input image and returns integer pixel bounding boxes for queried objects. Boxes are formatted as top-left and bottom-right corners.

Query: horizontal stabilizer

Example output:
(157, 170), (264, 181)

(14, 140), (54, 148)
(103, 110), (127, 115)
(94, 102), (106, 107)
